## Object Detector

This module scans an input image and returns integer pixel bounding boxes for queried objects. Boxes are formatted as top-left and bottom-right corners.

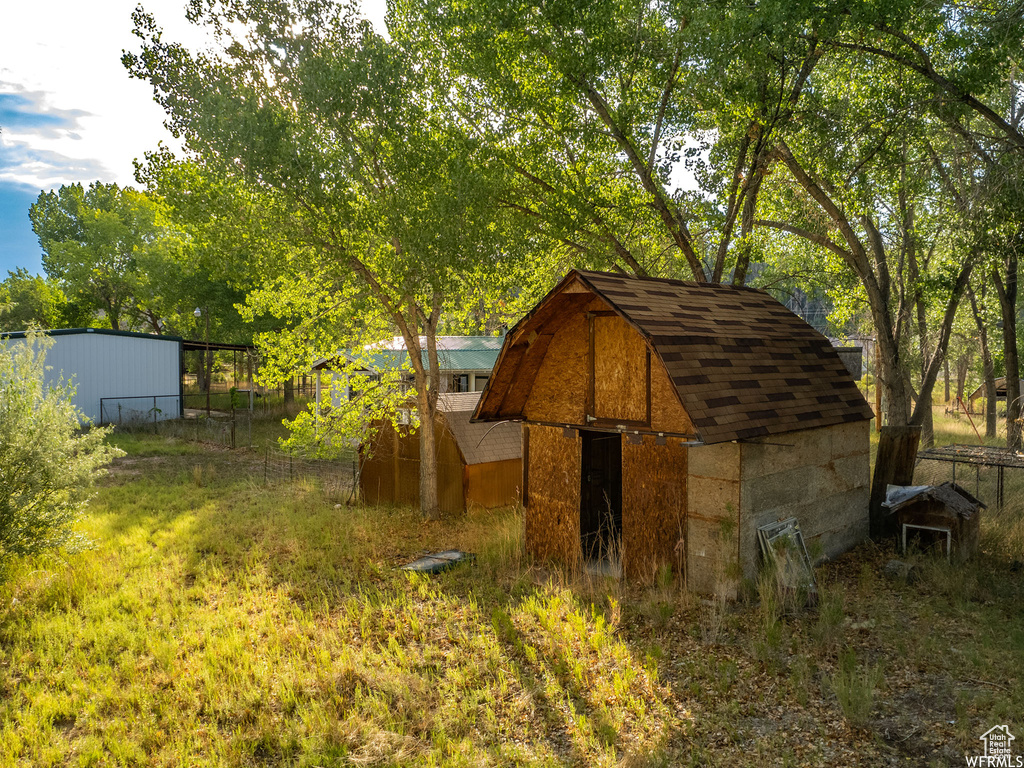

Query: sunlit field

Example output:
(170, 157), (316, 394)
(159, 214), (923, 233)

(0, 411), (1020, 767)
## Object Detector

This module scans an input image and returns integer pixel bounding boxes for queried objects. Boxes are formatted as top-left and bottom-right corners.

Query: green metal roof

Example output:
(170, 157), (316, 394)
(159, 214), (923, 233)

(325, 336), (503, 373)
(355, 348), (499, 372)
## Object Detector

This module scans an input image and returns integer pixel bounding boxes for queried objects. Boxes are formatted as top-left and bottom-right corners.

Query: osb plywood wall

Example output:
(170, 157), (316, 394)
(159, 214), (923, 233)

(686, 442), (742, 597)
(359, 417), (466, 514)
(622, 434), (687, 582)
(465, 458), (522, 510)
(522, 300), (594, 424)
(738, 420), (870, 579)
(650, 356), (695, 434)
(524, 424), (581, 566)
(522, 293), (696, 435)
(594, 314), (647, 422)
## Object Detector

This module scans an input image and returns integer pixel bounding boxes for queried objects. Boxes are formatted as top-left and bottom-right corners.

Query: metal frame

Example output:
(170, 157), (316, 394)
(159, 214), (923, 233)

(98, 394), (182, 427)
(901, 523), (952, 560)
(916, 444), (1024, 510)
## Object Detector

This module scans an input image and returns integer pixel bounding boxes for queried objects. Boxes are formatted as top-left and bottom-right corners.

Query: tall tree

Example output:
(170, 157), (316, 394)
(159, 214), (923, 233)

(126, 0), (540, 518)
(822, 0), (1024, 444)
(392, 0), (823, 282)
(967, 281), (998, 439)
(0, 269), (90, 331)
(753, 38), (979, 439)
(28, 182), (184, 332)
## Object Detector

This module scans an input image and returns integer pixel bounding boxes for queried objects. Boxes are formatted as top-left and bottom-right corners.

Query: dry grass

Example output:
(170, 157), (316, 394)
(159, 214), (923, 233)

(0, 412), (1020, 766)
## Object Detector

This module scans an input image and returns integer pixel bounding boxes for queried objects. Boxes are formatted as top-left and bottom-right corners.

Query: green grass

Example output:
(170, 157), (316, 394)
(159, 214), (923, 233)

(0, 410), (1020, 766)
(0, 452), (677, 766)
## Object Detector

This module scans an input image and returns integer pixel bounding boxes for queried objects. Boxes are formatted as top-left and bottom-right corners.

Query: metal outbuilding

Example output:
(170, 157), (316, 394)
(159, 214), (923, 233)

(1, 328), (182, 424)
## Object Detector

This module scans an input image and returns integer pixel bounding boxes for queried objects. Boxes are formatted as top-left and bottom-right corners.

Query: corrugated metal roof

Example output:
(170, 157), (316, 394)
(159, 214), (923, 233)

(475, 269), (874, 444)
(0, 327), (183, 343)
(314, 336), (502, 373)
(883, 482), (986, 518)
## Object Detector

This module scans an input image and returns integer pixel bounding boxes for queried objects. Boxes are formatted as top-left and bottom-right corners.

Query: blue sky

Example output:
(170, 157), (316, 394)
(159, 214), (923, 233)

(0, 0), (387, 279)
(0, 181), (44, 273)
(0, 87), (105, 274)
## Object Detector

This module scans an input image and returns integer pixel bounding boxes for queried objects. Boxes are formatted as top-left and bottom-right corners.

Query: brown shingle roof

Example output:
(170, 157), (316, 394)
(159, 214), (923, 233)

(440, 392), (522, 465)
(474, 269), (873, 443)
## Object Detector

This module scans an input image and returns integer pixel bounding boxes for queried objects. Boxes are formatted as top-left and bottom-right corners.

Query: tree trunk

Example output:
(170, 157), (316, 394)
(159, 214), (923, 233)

(994, 258), (1021, 449)
(955, 353), (970, 405)
(923, 398), (934, 447)
(392, 292), (442, 521)
(284, 377), (294, 404)
(197, 349), (207, 395)
(916, 382), (935, 449)
(869, 425), (922, 539)
(418, 298), (443, 520)
(206, 349), (214, 405)
(968, 284), (998, 438)
(416, 383), (440, 520)
(877, 338), (914, 426)
(943, 357), (950, 404)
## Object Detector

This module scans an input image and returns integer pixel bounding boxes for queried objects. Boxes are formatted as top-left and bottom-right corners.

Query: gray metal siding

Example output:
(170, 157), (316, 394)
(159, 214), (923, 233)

(41, 332), (180, 424)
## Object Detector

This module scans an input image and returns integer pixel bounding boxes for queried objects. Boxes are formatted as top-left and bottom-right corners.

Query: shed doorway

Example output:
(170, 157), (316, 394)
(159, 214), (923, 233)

(580, 430), (622, 563)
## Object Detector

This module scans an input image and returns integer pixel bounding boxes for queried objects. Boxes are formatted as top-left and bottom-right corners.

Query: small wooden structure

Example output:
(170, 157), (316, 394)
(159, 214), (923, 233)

(360, 392), (521, 513)
(882, 482), (984, 560)
(473, 269), (874, 593)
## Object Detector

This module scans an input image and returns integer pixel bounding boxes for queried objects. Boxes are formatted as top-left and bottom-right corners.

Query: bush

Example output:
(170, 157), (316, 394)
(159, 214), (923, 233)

(0, 333), (121, 578)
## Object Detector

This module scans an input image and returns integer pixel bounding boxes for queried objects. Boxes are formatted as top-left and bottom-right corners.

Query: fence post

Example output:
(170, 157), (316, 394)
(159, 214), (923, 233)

(230, 405), (236, 449)
(118, 404), (122, 425)
(153, 396), (158, 434)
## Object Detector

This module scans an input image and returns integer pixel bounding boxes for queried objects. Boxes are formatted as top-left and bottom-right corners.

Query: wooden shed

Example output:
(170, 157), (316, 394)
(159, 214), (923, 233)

(882, 482), (983, 560)
(473, 269), (875, 594)
(360, 392), (522, 514)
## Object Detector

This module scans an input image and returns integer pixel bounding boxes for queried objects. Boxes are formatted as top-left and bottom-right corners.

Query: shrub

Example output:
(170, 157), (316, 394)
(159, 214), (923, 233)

(0, 333), (121, 577)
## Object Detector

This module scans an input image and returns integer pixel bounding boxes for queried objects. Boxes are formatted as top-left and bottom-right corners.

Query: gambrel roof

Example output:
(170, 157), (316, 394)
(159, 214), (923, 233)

(473, 269), (873, 444)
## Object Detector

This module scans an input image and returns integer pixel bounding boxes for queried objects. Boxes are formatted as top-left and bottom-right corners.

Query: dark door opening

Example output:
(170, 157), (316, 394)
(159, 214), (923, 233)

(580, 430), (622, 562)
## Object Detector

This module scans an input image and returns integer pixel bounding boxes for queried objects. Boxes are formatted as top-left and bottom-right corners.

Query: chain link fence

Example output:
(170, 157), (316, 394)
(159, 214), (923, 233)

(913, 448), (1024, 558)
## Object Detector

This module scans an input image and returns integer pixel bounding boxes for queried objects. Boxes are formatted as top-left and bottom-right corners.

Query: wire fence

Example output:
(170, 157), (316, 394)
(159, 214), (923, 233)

(913, 453), (1024, 513)
(257, 448), (359, 500)
(103, 406), (255, 449)
(161, 411), (254, 449)
(99, 395), (182, 428)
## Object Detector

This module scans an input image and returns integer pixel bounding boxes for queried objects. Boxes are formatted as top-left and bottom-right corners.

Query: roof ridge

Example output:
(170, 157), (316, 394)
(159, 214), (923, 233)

(575, 268), (766, 293)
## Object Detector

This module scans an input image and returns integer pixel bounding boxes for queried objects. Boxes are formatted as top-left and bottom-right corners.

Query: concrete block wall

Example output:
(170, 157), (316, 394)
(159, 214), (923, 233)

(738, 420), (870, 581)
(686, 441), (741, 596)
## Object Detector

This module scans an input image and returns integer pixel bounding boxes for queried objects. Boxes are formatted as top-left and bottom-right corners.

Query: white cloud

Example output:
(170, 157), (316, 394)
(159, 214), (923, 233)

(0, 0), (388, 192)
